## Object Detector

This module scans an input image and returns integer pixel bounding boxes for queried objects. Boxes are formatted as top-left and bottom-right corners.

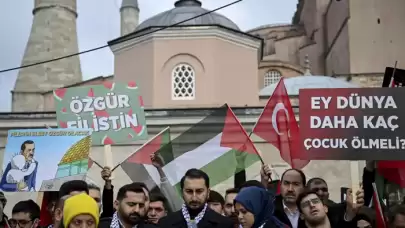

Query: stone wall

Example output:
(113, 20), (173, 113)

(13, 0), (82, 112)
(336, 73), (384, 88)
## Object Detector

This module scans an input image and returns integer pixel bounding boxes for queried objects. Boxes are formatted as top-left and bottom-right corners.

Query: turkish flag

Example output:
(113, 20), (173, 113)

(253, 78), (309, 169)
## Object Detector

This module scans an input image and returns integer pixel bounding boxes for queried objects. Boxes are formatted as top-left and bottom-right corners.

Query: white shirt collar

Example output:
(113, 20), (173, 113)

(282, 200), (299, 215)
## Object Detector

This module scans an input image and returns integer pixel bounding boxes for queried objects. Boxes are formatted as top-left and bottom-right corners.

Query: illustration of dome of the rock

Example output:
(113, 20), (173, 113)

(55, 136), (91, 178)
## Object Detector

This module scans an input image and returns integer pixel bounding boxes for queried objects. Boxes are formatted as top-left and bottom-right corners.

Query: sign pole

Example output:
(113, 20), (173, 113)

(350, 161), (360, 203)
(36, 192), (45, 209)
(104, 145), (114, 180)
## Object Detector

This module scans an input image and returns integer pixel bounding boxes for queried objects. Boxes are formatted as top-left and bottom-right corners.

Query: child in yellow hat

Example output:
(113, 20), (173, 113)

(63, 193), (99, 228)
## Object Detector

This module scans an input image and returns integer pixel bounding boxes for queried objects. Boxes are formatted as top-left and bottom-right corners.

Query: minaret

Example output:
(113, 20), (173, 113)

(12, 0), (82, 112)
(120, 0), (140, 36)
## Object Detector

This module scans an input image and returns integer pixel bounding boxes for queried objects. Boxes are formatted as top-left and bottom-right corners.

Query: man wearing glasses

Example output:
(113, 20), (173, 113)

(297, 191), (358, 228)
(10, 200), (40, 228)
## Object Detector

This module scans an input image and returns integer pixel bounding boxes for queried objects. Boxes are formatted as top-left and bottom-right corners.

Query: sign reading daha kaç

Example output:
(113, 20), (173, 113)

(54, 81), (148, 145)
(299, 87), (405, 160)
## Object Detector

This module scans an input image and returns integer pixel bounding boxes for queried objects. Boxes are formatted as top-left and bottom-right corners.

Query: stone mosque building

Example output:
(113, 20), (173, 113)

(1, 0), (405, 212)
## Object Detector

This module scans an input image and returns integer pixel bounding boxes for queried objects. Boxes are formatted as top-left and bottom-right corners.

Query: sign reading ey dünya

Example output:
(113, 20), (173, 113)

(54, 81), (148, 145)
(299, 87), (404, 160)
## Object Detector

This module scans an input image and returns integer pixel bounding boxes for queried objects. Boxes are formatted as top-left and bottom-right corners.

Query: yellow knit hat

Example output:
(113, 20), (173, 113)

(63, 193), (99, 228)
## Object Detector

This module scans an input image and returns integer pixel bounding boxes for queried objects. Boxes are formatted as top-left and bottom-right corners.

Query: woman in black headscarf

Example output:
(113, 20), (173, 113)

(234, 186), (287, 228)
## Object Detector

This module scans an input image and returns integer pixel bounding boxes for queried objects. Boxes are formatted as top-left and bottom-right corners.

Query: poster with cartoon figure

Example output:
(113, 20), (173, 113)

(0, 129), (92, 192)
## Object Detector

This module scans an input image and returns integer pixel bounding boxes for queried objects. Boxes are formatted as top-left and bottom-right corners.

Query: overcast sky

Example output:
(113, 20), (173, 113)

(0, 0), (297, 112)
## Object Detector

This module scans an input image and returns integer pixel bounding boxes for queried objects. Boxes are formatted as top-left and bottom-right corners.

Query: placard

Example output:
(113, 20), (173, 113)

(54, 81), (148, 145)
(1, 129), (92, 192)
(299, 88), (405, 160)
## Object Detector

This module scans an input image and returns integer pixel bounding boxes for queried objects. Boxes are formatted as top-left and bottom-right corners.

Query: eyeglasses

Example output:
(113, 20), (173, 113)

(9, 219), (33, 227)
(300, 198), (321, 208)
(312, 187), (328, 192)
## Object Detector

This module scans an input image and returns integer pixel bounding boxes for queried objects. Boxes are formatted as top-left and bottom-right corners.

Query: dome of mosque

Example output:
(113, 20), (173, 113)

(58, 136), (91, 165)
(259, 75), (360, 97)
(136, 0), (240, 31)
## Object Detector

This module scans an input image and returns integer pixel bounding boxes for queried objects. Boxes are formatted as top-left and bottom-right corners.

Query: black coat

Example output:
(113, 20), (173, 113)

(98, 217), (159, 228)
(273, 195), (357, 228)
(158, 208), (234, 228)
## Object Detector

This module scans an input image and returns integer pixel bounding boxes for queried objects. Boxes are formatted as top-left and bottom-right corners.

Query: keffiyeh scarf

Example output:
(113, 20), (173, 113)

(110, 212), (138, 228)
(181, 203), (208, 228)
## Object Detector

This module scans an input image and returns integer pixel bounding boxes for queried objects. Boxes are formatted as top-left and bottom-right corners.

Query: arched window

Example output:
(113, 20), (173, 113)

(264, 70), (282, 87)
(172, 63), (195, 100)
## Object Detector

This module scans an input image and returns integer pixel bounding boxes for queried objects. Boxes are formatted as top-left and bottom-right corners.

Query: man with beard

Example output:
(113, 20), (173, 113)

(99, 183), (157, 228)
(49, 195), (71, 228)
(158, 168), (234, 228)
(297, 191), (357, 228)
(223, 188), (239, 227)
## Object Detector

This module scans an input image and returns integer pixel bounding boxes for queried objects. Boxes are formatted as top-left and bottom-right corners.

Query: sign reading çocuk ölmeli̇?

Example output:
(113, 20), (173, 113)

(299, 87), (404, 160)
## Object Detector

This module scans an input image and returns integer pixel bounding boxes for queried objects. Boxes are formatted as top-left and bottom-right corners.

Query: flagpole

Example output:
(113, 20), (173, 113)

(111, 126), (170, 172)
(389, 61), (398, 87)
(251, 78), (302, 169)
(227, 105), (265, 163)
(227, 105), (275, 183)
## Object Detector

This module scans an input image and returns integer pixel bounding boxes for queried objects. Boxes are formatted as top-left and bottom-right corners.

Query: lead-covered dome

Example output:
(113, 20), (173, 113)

(136, 0), (240, 31)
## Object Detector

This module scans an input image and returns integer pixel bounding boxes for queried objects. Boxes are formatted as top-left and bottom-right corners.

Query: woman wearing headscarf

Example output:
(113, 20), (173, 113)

(234, 186), (287, 228)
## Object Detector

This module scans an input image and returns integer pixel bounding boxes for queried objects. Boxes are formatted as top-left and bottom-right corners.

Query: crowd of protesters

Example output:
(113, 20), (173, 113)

(1, 156), (405, 228)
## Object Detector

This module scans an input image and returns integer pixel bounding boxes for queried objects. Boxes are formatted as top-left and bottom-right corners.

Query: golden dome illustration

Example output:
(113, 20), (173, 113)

(58, 136), (91, 165)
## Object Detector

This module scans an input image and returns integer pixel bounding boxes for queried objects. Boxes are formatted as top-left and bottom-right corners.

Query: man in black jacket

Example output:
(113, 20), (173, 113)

(98, 183), (157, 228)
(270, 168), (364, 228)
(158, 168), (234, 228)
(297, 191), (357, 228)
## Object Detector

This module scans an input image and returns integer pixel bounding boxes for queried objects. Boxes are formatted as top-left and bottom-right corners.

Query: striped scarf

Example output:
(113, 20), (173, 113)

(181, 203), (207, 228)
(110, 212), (138, 228)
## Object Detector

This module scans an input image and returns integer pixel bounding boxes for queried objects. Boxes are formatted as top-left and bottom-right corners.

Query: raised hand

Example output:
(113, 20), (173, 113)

(150, 153), (164, 168)
(345, 185), (365, 221)
(101, 166), (112, 181)
(260, 164), (272, 182)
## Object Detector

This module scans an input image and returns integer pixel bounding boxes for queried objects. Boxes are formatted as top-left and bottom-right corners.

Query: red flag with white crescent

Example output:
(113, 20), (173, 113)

(252, 78), (309, 169)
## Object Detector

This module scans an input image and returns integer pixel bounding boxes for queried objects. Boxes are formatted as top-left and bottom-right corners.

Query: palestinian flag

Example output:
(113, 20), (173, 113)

(120, 127), (171, 191)
(267, 180), (281, 195)
(130, 104), (261, 193)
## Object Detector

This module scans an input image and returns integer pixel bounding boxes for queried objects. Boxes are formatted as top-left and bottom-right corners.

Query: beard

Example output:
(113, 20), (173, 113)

(119, 210), (143, 225)
(228, 213), (239, 226)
